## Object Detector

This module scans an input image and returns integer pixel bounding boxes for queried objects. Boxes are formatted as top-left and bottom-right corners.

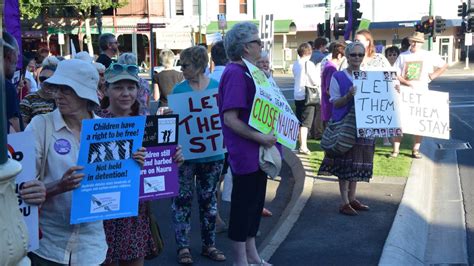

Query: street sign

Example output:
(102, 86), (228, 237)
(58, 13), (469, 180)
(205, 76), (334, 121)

(466, 32), (473, 46)
(58, 33), (65, 45)
(260, 14), (274, 66)
(137, 23), (166, 32)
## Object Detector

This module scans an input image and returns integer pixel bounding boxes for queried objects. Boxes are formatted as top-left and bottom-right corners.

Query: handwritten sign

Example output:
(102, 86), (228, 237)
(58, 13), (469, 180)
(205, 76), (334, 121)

(71, 116), (146, 224)
(353, 70), (402, 138)
(399, 87), (450, 139)
(7, 131), (39, 251)
(243, 59), (298, 149)
(168, 88), (226, 160)
(140, 115), (179, 201)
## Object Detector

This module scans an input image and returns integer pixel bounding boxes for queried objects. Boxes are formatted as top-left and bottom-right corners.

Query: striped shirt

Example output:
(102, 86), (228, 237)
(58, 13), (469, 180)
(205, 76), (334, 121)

(20, 92), (56, 125)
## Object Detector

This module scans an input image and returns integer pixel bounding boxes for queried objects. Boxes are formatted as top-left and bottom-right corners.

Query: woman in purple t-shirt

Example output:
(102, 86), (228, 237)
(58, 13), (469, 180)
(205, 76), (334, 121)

(218, 22), (277, 266)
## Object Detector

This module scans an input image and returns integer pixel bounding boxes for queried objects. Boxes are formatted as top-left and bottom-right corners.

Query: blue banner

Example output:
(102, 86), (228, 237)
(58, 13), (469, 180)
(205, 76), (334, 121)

(70, 116), (146, 224)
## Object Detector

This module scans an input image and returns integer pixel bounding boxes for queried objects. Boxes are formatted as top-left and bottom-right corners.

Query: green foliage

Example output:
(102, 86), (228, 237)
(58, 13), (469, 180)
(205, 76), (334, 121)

(19, 0), (128, 20)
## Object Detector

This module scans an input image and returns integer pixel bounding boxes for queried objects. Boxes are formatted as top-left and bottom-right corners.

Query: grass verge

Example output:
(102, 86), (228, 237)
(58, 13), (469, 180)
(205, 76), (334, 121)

(306, 135), (414, 178)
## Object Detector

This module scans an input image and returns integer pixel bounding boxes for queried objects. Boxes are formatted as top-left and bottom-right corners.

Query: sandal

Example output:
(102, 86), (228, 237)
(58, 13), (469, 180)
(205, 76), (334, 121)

(389, 151), (399, 158)
(177, 248), (193, 265)
(248, 258), (272, 266)
(412, 150), (422, 159)
(201, 247), (226, 262)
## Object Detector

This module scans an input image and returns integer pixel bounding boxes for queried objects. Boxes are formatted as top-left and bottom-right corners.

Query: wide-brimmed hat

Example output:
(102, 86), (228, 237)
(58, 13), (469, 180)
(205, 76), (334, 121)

(105, 63), (139, 84)
(44, 59), (99, 105)
(408, 32), (425, 43)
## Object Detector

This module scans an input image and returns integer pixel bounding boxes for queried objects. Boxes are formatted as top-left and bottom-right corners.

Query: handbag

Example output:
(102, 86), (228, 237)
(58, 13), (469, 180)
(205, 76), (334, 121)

(320, 106), (357, 156)
(145, 201), (164, 260)
(304, 61), (320, 106)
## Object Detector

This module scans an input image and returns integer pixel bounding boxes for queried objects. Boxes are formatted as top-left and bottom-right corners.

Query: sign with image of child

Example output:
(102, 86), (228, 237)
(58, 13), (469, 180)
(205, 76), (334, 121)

(399, 87), (450, 139)
(168, 88), (226, 160)
(352, 70), (402, 138)
(8, 131), (39, 251)
(71, 116), (145, 224)
(140, 115), (179, 201)
(243, 58), (299, 149)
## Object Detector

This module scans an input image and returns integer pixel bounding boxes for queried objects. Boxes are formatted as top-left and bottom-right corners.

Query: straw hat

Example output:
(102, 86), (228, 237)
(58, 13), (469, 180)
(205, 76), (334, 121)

(408, 32), (425, 43)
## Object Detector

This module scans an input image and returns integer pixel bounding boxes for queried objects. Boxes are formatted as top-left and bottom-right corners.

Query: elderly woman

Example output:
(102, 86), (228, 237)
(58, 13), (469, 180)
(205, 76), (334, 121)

(318, 42), (374, 216)
(355, 29), (391, 69)
(218, 22), (277, 266)
(170, 46), (226, 265)
(153, 49), (184, 107)
(25, 59), (109, 264)
(20, 62), (58, 127)
(117, 52), (151, 115)
(96, 63), (183, 265)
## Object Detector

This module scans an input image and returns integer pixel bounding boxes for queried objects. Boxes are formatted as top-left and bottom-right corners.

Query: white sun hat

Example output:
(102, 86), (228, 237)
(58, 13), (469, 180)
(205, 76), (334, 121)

(44, 59), (100, 105)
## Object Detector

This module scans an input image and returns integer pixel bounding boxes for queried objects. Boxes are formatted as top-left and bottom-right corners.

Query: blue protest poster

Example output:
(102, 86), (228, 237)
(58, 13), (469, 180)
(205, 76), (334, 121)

(140, 115), (179, 201)
(168, 88), (226, 160)
(70, 116), (146, 224)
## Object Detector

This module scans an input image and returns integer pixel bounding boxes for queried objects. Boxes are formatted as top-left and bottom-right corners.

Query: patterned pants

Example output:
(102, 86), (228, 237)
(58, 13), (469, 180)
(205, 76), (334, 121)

(172, 160), (224, 250)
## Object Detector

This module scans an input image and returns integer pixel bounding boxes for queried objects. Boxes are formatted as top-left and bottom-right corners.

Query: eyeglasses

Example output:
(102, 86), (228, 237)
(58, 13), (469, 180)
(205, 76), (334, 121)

(349, 53), (365, 58)
(247, 39), (262, 46)
(49, 85), (74, 96)
(108, 63), (139, 76)
(39, 76), (49, 82)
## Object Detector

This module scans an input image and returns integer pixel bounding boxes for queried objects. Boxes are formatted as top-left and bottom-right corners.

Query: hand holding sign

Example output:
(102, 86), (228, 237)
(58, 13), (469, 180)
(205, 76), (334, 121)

(58, 166), (85, 194)
(132, 147), (147, 167)
(258, 129), (277, 148)
(20, 180), (46, 205)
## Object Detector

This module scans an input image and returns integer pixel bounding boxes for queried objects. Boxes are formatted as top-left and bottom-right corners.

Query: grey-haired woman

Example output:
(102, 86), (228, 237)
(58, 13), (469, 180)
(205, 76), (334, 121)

(218, 22), (277, 266)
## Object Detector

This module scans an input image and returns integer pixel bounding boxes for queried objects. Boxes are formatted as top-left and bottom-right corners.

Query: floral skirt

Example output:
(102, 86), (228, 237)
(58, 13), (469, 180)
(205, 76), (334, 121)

(318, 138), (375, 182)
(103, 202), (156, 263)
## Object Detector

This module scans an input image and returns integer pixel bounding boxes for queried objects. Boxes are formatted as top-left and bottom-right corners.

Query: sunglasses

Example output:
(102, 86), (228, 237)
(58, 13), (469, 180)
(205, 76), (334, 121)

(349, 53), (365, 58)
(108, 63), (139, 76)
(39, 76), (49, 82)
(49, 85), (74, 96)
(247, 39), (262, 46)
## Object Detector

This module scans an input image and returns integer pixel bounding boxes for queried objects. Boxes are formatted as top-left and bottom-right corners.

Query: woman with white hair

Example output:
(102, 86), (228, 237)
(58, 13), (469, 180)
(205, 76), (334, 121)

(218, 21), (277, 266)
(117, 52), (151, 115)
(153, 49), (184, 107)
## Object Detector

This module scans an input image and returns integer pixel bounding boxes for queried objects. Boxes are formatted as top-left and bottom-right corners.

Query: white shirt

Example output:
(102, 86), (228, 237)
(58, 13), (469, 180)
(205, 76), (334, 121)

(394, 49), (446, 90)
(26, 109), (107, 265)
(209, 65), (226, 82)
(292, 57), (320, 101)
(25, 71), (38, 92)
(329, 70), (353, 103)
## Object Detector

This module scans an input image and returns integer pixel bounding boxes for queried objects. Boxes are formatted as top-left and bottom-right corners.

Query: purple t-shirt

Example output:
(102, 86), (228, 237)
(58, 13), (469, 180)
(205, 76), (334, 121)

(218, 63), (260, 175)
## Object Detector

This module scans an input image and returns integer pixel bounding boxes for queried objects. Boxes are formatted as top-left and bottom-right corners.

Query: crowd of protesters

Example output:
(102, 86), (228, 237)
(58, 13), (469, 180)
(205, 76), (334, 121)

(4, 19), (447, 265)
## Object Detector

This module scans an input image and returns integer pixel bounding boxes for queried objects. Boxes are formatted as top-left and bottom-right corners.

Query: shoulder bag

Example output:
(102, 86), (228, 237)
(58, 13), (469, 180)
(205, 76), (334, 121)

(304, 61), (320, 106)
(320, 105), (357, 156)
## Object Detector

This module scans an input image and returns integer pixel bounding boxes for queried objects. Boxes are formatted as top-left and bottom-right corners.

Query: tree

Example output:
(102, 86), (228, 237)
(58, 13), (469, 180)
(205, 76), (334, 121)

(19, 0), (127, 52)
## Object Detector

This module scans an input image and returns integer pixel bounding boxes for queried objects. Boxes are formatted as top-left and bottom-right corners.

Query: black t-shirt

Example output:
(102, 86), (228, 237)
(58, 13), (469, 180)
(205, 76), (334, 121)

(5, 79), (24, 133)
(154, 70), (184, 107)
(96, 53), (113, 68)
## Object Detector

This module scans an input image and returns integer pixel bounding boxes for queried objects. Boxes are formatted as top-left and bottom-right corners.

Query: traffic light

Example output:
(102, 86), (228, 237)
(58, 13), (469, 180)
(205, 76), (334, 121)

(458, 3), (467, 18)
(434, 16), (446, 33)
(317, 23), (325, 37)
(420, 16), (434, 36)
(468, 16), (474, 31)
(352, 2), (363, 30)
(333, 13), (346, 39)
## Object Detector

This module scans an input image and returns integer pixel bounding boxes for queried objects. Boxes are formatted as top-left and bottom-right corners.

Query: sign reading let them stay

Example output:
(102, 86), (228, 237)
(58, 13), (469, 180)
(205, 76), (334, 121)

(243, 59), (298, 149)
(168, 88), (226, 160)
(399, 87), (450, 139)
(353, 70), (402, 138)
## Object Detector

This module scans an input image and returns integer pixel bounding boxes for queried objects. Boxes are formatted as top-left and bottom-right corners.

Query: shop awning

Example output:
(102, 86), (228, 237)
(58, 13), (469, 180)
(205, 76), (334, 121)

(369, 19), (461, 29)
(206, 19), (296, 34)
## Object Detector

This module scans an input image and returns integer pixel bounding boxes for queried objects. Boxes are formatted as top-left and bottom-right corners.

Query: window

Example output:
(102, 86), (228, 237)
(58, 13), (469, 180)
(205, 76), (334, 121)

(239, 0), (247, 14)
(219, 0), (226, 14)
(193, 0), (199, 16)
(176, 0), (184, 15)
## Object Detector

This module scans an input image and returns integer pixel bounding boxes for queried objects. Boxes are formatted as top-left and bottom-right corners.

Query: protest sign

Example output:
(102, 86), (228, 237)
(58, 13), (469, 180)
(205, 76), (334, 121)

(140, 115), (179, 201)
(168, 88), (225, 160)
(243, 59), (299, 149)
(399, 87), (450, 139)
(8, 131), (39, 251)
(353, 70), (402, 138)
(71, 116), (146, 224)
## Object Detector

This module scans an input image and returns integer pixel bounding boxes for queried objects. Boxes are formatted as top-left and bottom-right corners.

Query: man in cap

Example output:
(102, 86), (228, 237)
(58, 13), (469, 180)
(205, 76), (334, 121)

(391, 32), (448, 159)
(3, 31), (23, 133)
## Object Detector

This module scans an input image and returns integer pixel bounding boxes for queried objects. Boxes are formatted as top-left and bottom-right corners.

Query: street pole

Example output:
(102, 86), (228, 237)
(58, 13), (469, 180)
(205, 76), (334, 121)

(466, 45), (470, 69)
(253, 0), (257, 20)
(198, 0), (202, 44)
(150, 25), (155, 92)
(428, 0), (433, 51)
(325, 0), (331, 41)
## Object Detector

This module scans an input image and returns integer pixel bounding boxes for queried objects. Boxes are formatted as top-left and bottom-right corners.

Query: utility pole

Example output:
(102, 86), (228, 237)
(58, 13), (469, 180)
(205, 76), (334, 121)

(198, 0), (202, 44)
(325, 0), (331, 41)
(428, 0), (433, 51)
